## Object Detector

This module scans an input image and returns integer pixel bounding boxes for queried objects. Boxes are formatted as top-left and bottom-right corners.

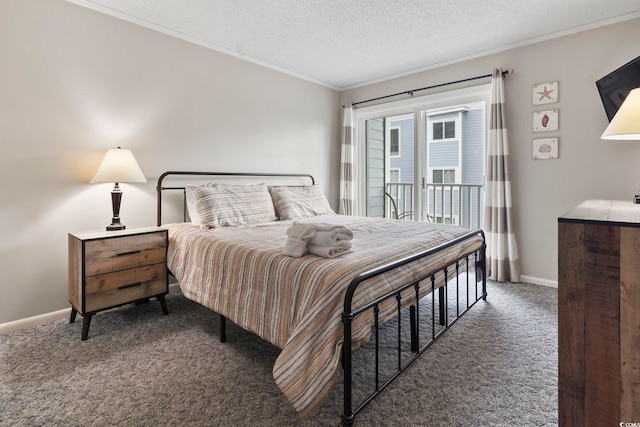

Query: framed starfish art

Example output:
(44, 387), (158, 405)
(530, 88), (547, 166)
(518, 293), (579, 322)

(532, 81), (558, 105)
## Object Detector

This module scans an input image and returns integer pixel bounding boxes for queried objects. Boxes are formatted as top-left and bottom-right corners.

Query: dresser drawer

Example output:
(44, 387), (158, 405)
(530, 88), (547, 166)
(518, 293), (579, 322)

(85, 263), (167, 312)
(84, 232), (166, 276)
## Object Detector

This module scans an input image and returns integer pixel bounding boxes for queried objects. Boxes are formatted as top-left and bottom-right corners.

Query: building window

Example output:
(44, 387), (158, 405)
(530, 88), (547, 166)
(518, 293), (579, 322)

(433, 169), (455, 184)
(389, 169), (400, 183)
(432, 120), (456, 141)
(390, 127), (400, 156)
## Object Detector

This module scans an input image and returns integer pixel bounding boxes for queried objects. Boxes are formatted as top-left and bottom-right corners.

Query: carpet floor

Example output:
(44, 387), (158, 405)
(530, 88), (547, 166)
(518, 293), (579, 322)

(0, 280), (557, 427)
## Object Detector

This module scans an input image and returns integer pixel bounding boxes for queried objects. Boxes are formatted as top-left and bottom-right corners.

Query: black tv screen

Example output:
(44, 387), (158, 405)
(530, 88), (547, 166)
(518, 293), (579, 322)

(596, 55), (640, 121)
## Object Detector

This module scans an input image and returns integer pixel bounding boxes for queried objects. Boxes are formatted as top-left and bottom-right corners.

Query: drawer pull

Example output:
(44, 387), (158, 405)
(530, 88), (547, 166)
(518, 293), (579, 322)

(118, 282), (142, 290)
(117, 250), (141, 256)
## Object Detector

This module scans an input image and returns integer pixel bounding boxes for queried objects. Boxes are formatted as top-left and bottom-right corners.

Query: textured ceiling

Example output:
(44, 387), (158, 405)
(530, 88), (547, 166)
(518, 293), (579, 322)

(69, 0), (640, 89)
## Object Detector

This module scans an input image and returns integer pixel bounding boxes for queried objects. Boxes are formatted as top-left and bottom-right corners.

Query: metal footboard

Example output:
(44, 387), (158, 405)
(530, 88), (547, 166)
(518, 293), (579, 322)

(341, 230), (487, 426)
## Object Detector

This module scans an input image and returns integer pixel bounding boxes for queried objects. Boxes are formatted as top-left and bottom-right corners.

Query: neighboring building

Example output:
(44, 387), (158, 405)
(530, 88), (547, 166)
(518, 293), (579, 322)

(424, 102), (484, 228)
(389, 114), (414, 184)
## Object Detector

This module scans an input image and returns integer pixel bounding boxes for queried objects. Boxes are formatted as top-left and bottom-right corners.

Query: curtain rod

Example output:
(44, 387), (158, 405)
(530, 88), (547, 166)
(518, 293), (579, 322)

(348, 68), (513, 107)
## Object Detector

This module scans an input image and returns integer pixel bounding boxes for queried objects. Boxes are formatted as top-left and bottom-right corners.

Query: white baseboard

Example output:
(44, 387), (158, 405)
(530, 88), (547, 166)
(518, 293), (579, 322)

(519, 275), (558, 289)
(0, 308), (71, 334)
(0, 282), (181, 334)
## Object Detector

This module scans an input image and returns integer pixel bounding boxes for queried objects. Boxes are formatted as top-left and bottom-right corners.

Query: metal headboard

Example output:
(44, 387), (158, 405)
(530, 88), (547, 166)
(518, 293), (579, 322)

(156, 171), (315, 226)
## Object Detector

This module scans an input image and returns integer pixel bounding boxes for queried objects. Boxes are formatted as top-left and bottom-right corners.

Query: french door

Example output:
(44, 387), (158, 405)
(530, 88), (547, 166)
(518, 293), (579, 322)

(359, 84), (490, 227)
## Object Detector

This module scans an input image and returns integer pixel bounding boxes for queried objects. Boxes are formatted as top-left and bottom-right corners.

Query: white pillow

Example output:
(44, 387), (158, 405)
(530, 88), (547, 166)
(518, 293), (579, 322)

(185, 185), (202, 225)
(268, 185), (334, 220)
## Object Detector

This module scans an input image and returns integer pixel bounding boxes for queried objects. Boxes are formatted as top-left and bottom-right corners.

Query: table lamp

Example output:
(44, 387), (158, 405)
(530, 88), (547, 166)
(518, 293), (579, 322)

(90, 147), (147, 230)
(601, 87), (640, 202)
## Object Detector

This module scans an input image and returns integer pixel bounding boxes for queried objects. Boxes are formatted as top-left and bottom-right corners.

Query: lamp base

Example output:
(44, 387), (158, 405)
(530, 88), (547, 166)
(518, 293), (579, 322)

(106, 183), (126, 231)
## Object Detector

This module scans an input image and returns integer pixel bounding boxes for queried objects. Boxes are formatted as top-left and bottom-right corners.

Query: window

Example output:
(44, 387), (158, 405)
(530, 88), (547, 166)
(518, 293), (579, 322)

(389, 169), (400, 183)
(390, 127), (400, 156)
(432, 120), (455, 140)
(433, 169), (455, 184)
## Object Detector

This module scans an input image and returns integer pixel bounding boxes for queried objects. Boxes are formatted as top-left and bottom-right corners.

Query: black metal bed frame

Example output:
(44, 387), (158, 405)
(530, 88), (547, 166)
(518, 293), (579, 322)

(156, 171), (487, 426)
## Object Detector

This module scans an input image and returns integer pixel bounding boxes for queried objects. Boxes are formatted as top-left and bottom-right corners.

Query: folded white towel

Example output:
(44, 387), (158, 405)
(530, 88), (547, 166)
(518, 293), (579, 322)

(283, 222), (354, 258)
(309, 229), (353, 246)
(307, 243), (352, 258)
(305, 223), (353, 246)
(325, 240), (352, 249)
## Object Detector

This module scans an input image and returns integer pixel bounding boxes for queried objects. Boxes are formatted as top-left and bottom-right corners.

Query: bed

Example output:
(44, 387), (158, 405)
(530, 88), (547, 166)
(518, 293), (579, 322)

(156, 171), (487, 426)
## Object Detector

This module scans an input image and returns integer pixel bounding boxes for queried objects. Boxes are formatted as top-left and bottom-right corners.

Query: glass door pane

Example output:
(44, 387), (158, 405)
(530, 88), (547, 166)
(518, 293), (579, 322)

(423, 102), (485, 228)
(365, 114), (414, 220)
(365, 118), (385, 218)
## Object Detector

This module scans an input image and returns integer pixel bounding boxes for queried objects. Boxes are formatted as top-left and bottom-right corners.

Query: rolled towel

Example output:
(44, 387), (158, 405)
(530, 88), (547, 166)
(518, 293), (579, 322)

(283, 222), (316, 257)
(287, 222), (316, 240)
(284, 238), (308, 257)
(306, 223), (353, 246)
(307, 243), (352, 258)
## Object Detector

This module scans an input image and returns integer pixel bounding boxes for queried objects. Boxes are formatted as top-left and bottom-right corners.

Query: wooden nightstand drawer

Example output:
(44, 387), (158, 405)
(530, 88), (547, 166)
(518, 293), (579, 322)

(68, 226), (169, 340)
(85, 233), (166, 275)
(85, 264), (167, 312)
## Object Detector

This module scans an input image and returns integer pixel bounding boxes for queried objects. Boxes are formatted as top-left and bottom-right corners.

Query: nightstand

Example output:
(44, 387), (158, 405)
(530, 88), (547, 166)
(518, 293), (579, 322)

(68, 226), (169, 340)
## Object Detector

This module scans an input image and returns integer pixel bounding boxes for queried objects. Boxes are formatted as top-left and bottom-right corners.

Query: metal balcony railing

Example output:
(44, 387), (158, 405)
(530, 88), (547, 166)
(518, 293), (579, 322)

(385, 182), (484, 229)
(385, 183), (414, 220)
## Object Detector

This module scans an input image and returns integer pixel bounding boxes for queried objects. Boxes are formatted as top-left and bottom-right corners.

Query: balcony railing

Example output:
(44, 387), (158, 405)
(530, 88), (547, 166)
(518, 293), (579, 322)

(385, 183), (414, 220)
(385, 182), (484, 229)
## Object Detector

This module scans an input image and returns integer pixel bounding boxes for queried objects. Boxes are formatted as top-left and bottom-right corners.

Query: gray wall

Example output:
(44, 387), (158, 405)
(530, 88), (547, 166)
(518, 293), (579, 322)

(342, 17), (640, 285)
(0, 0), (340, 324)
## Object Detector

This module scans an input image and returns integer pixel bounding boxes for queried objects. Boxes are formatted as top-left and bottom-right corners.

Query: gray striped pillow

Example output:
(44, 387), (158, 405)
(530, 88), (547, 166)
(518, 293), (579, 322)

(268, 185), (334, 220)
(192, 183), (277, 228)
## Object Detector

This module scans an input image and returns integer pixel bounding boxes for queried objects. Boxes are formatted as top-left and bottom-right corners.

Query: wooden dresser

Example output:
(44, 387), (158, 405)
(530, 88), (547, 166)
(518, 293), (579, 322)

(558, 200), (640, 426)
(68, 226), (168, 340)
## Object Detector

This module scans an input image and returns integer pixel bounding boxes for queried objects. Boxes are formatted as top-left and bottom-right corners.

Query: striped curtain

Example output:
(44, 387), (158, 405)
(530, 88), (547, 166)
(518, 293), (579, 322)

(484, 69), (520, 282)
(339, 104), (355, 215)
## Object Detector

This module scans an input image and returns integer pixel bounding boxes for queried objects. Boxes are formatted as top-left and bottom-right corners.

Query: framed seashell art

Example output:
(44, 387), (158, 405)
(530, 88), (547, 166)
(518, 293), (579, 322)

(532, 109), (558, 132)
(532, 137), (558, 160)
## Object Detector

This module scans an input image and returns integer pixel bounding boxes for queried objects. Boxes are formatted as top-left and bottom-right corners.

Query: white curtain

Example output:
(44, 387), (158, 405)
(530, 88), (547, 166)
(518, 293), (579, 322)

(484, 69), (520, 282)
(339, 104), (355, 215)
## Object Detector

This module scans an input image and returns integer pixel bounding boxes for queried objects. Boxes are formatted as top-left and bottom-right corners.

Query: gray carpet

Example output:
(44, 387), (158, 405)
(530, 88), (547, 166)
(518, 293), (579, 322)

(0, 281), (557, 427)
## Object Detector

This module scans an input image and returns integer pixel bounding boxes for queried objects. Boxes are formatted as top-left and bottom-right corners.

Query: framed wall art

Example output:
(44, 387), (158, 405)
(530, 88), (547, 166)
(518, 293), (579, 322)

(532, 109), (558, 132)
(533, 81), (558, 105)
(532, 137), (559, 160)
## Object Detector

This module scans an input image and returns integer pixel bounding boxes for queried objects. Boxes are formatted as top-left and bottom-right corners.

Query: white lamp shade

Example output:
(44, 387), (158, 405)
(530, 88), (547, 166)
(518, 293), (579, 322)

(601, 87), (640, 140)
(90, 147), (147, 183)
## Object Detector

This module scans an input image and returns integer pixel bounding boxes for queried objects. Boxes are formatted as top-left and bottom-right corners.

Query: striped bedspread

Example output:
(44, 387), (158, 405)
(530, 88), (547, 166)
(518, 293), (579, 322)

(165, 215), (484, 417)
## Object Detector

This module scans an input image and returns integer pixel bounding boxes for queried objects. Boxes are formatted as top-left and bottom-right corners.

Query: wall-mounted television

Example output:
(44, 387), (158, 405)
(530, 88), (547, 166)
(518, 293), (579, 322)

(596, 55), (640, 121)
